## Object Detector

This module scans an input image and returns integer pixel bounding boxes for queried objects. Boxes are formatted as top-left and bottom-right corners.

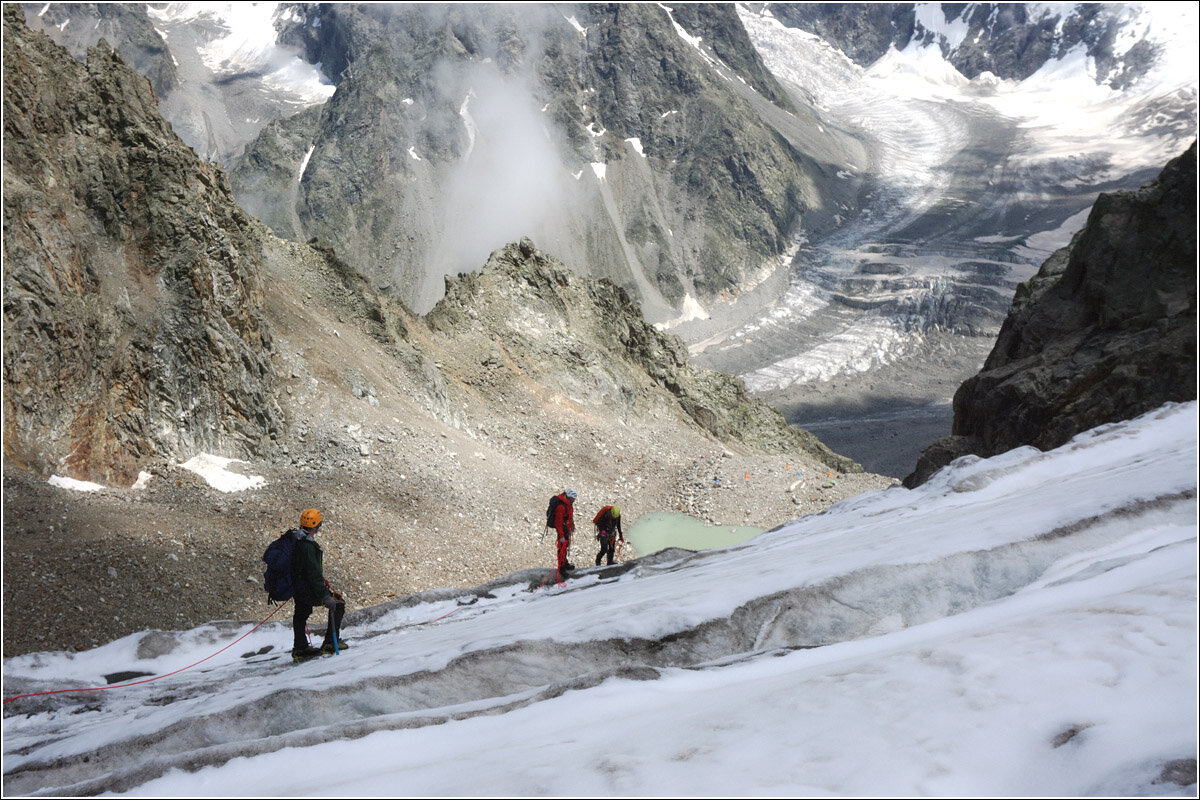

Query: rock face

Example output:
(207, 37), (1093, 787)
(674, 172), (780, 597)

(904, 143), (1197, 487)
(425, 238), (859, 472)
(1, 5), (859, 488)
(18, 2), (177, 98)
(2, 7), (282, 484)
(234, 3), (844, 316)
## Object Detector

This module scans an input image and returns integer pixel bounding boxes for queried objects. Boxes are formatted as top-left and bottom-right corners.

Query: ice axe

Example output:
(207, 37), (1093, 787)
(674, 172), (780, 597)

(327, 592), (341, 654)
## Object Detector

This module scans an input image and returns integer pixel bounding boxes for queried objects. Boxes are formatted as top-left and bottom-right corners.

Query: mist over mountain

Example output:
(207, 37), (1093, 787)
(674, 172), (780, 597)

(233, 2), (847, 319)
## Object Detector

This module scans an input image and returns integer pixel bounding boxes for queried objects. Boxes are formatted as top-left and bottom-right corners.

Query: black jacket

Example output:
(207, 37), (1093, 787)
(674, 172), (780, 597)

(291, 531), (328, 605)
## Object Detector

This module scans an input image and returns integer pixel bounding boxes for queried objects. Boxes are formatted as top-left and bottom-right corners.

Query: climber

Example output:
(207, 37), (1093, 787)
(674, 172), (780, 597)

(593, 504), (624, 566)
(291, 508), (347, 661)
(548, 489), (577, 576)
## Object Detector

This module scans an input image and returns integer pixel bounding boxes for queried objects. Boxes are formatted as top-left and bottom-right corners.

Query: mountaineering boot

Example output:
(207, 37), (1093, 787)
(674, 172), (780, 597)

(321, 639), (348, 654)
(292, 646), (323, 662)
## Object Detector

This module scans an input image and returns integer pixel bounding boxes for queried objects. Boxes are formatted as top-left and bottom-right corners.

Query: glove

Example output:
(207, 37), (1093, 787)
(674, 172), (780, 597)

(323, 594), (338, 611)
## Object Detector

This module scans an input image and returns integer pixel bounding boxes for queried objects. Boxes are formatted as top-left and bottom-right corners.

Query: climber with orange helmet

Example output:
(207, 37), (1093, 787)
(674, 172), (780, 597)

(290, 508), (346, 661)
(593, 504), (624, 566)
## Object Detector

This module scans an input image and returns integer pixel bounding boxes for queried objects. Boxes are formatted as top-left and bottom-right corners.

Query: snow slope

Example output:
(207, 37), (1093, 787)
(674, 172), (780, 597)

(3, 402), (1196, 796)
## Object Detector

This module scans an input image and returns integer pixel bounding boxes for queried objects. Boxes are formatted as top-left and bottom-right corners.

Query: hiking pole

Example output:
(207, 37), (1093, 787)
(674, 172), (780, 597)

(330, 595), (340, 655)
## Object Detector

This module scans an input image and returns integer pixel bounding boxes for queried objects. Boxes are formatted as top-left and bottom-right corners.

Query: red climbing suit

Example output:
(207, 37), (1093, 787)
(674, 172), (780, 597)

(553, 492), (575, 571)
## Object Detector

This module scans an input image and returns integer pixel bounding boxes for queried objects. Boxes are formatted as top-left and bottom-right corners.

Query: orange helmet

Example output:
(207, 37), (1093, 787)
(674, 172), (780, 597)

(300, 508), (323, 529)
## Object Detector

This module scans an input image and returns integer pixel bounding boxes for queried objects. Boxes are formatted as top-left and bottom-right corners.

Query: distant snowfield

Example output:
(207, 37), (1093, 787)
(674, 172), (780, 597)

(4, 402), (1195, 796)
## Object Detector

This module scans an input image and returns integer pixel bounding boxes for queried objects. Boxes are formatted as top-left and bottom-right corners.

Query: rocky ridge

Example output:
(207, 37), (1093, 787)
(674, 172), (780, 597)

(3, 6), (282, 485)
(18, 2), (178, 99)
(764, 3), (1166, 88)
(905, 142), (1197, 487)
(425, 238), (858, 471)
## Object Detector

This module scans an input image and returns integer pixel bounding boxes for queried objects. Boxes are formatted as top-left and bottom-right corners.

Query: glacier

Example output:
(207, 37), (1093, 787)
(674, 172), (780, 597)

(3, 401), (1195, 796)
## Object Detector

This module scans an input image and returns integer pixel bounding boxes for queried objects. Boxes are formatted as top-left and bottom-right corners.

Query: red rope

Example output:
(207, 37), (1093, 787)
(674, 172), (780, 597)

(425, 607), (462, 624)
(3, 601), (292, 705)
(535, 567), (566, 590)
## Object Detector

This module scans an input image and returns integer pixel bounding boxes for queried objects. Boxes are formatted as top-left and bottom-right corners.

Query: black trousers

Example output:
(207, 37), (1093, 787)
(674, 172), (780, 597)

(595, 532), (617, 565)
(293, 598), (345, 650)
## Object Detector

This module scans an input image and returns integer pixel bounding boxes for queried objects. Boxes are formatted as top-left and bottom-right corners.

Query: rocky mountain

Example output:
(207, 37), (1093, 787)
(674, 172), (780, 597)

(763, 2), (1165, 88)
(233, 2), (848, 318)
(17, 2), (177, 98)
(2, 5), (282, 485)
(19, 2), (337, 165)
(16, 3), (1194, 484)
(2, 7), (886, 657)
(904, 142), (1197, 488)
(13, 3), (859, 319)
(425, 237), (855, 470)
(676, 3), (1196, 477)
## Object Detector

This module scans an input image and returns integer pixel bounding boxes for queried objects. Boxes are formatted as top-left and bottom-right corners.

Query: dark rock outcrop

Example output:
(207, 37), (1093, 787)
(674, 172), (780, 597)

(2, 7), (282, 484)
(904, 143), (1197, 487)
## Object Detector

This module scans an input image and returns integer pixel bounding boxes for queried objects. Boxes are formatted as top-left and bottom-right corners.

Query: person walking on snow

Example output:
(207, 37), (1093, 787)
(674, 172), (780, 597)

(291, 508), (347, 660)
(553, 489), (577, 575)
(593, 504), (624, 566)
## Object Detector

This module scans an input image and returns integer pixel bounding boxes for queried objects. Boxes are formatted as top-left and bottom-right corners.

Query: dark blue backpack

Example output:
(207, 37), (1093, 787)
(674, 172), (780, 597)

(262, 529), (298, 603)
